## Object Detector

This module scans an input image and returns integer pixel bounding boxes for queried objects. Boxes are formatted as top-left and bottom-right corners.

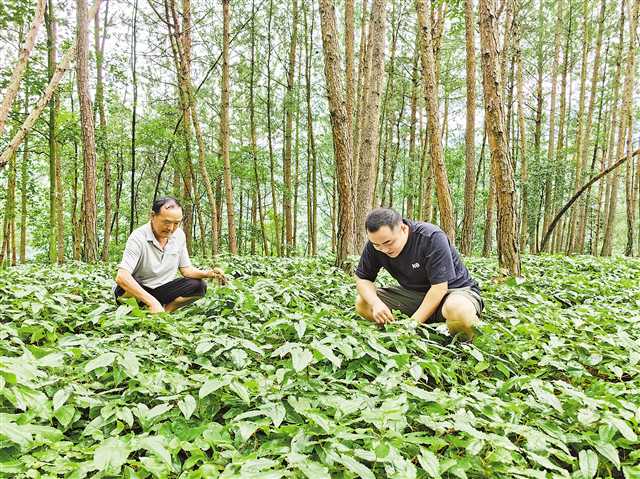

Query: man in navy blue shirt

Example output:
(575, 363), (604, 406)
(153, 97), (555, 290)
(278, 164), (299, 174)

(355, 208), (483, 339)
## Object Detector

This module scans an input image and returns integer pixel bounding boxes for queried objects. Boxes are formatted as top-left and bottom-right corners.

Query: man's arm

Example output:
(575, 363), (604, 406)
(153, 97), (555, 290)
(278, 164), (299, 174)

(115, 268), (164, 313)
(356, 277), (394, 324)
(411, 281), (448, 324)
(179, 266), (227, 284)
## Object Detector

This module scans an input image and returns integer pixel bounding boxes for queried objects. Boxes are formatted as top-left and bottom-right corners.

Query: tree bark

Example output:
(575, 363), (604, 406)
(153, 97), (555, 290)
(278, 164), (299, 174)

(416, 0), (455, 242)
(354, 0), (386, 250)
(460, 0), (477, 255)
(283, 0), (299, 254)
(479, 0), (521, 276)
(318, 0), (355, 268)
(0, 0), (46, 137)
(76, 0), (100, 262)
(221, 0), (238, 254)
(130, 0), (138, 235)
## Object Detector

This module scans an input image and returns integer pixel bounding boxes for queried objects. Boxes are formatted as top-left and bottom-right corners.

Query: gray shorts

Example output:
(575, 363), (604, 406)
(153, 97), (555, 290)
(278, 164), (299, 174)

(376, 285), (484, 323)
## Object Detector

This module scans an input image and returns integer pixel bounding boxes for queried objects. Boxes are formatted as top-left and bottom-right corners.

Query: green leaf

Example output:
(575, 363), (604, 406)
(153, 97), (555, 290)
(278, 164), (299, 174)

(229, 380), (251, 404)
(136, 435), (172, 465)
(177, 394), (197, 419)
(291, 348), (313, 372)
(52, 387), (71, 411)
(85, 352), (117, 373)
(93, 437), (130, 474)
(120, 351), (140, 377)
(296, 459), (330, 479)
(338, 454), (375, 479)
(594, 442), (620, 468)
(579, 449), (598, 479)
(0, 422), (32, 446)
(418, 448), (440, 478)
(606, 417), (638, 442)
(311, 342), (342, 368)
(199, 378), (228, 399)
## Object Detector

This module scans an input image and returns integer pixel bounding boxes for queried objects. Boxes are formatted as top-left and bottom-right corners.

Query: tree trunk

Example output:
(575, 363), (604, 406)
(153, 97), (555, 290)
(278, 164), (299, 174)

(76, 0), (99, 262)
(624, 0), (639, 256)
(516, 46), (528, 253)
(221, 0), (238, 254)
(96, 0), (111, 261)
(540, 0), (565, 250)
(416, 0), (455, 242)
(479, 0), (521, 276)
(460, 0), (477, 255)
(318, 0), (355, 268)
(601, 1), (629, 256)
(354, 0), (386, 251)
(0, 0), (46, 137)
(305, 2), (318, 256)
(20, 90), (29, 263)
(130, 0), (138, 235)
(282, 0), (299, 254)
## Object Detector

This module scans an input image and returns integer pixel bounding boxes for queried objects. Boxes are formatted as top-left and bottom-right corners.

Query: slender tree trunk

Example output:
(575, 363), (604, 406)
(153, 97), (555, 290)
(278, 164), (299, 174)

(460, 0), (477, 255)
(221, 0), (238, 254)
(516, 46), (528, 253)
(20, 88), (29, 263)
(540, 0), (565, 250)
(283, 0), (299, 254)
(479, 0), (521, 276)
(0, 0), (46, 137)
(250, 0), (269, 256)
(416, 0), (455, 242)
(601, 1), (629, 256)
(96, 0), (111, 260)
(76, 0), (99, 262)
(318, 0), (355, 268)
(266, 0), (282, 256)
(46, 2), (58, 264)
(130, 0), (138, 235)
(304, 3), (318, 256)
(624, 0), (639, 256)
(354, 0), (386, 251)
(352, 0), (370, 189)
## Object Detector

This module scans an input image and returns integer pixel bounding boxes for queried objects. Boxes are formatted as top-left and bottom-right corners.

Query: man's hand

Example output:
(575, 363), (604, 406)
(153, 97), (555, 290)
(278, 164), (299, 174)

(148, 299), (165, 314)
(208, 267), (228, 285)
(372, 300), (394, 325)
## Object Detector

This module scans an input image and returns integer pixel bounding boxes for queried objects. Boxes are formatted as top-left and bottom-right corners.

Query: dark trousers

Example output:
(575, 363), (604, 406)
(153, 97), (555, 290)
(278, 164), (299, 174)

(115, 277), (207, 306)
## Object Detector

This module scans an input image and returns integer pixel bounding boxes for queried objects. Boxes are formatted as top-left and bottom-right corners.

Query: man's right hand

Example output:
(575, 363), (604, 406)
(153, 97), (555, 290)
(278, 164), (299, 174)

(372, 300), (394, 325)
(148, 300), (165, 314)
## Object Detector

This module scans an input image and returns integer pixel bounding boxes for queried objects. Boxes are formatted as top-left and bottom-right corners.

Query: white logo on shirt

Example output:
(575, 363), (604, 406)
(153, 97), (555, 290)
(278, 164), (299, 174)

(412, 262), (420, 269)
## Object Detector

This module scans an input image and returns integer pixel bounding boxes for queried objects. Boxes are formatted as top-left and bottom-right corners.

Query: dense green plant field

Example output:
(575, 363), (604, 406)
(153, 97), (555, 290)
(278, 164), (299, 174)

(1, 255), (639, 478)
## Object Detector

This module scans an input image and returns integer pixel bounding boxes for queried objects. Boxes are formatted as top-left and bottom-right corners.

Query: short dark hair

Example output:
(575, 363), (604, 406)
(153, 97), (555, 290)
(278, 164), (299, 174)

(365, 208), (402, 232)
(152, 196), (182, 214)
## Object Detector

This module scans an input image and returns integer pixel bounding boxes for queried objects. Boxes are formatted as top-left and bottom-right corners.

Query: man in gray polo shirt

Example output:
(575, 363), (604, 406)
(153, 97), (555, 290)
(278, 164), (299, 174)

(114, 197), (226, 313)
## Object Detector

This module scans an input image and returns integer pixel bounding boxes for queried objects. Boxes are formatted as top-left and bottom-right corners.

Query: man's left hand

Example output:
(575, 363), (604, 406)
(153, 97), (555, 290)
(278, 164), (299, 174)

(208, 267), (228, 285)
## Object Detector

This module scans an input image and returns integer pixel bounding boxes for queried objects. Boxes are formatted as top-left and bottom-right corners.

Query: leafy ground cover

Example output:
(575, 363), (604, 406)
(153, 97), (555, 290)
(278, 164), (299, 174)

(0, 255), (639, 478)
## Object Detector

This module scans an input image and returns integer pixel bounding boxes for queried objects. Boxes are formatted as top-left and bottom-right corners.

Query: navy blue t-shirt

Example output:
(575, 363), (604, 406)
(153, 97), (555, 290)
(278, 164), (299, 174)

(355, 220), (479, 294)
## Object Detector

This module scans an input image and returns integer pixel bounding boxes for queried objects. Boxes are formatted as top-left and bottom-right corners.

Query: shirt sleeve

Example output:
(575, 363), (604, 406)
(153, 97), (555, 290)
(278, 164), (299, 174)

(118, 235), (142, 274)
(426, 232), (456, 285)
(355, 242), (381, 282)
(178, 232), (192, 268)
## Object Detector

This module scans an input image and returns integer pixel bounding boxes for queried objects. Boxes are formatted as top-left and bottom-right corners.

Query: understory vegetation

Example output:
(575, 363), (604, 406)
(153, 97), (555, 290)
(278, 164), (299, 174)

(1, 255), (639, 478)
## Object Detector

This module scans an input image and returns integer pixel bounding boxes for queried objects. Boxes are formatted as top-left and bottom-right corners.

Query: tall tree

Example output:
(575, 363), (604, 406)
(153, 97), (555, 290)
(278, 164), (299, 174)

(354, 0), (386, 250)
(95, 0), (111, 260)
(479, 0), (521, 276)
(0, 0), (46, 137)
(129, 0), (138, 235)
(318, 0), (355, 267)
(416, 0), (455, 242)
(460, 0), (477, 255)
(221, 0), (238, 254)
(283, 0), (299, 254)
(76, 0), (100, 262)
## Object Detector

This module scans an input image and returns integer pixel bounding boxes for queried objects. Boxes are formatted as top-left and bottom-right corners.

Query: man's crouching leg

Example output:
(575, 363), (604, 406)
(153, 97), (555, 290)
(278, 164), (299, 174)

(441, 293), (479, 340)
(164, 279), (207, 312)
(355, 294), (376, 322)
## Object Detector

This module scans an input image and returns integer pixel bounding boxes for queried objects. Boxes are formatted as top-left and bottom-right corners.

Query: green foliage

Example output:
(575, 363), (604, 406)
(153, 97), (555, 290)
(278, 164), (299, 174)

(0, 255), (639, 477)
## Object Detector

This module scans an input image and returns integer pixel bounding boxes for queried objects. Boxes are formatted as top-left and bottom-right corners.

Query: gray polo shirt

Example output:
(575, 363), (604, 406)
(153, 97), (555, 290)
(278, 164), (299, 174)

(118, 222), (192, 289)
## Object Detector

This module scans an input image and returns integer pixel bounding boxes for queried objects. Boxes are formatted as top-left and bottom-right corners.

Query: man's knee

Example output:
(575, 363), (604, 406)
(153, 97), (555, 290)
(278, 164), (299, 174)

(185, 278), (207, 298)
(442, 294), (477, 326)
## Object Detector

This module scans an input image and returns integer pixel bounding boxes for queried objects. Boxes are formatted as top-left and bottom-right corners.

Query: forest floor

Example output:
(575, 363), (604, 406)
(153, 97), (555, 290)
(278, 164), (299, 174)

(0, 255), (639, 478)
